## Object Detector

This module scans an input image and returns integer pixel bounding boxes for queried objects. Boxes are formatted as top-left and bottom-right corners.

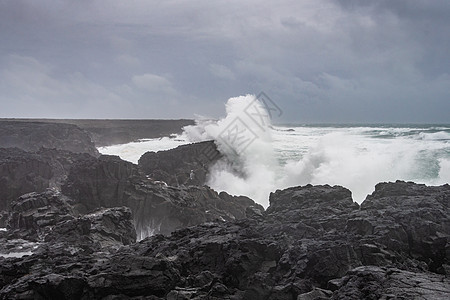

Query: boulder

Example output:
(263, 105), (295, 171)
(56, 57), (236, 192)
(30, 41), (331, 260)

(5, 189), (136, 248)
(138, 140), (222, 186)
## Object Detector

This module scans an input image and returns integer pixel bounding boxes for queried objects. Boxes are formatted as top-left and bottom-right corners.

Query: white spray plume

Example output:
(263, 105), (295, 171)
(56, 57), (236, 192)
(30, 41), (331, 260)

(183, 96), (450, 208)
(184, 94), (277, 208)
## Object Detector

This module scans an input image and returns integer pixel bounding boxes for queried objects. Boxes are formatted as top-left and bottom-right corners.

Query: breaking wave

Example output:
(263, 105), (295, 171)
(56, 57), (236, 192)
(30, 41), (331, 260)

(99, 95), (450, 208)
(183, 96), (450, 207)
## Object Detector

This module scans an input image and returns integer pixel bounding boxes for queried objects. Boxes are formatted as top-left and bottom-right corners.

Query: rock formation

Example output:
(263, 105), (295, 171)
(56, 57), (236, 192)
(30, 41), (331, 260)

(0, 148), (53, 211)
(0, 121), (99, 157)
(62, 153), (259, 238)
(9, 119), (194, 146)
(64, 119), (194, 147)
(138, 140), (222, 186)
(0, 148), (93, 211)
(1, 120), (448, 299)
(0, 181), (448, 299)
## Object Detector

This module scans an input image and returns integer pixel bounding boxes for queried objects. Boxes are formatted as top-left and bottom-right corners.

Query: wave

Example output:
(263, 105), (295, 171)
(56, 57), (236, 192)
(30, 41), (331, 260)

(183, 95), (278, 208)
(98, 95), (450, 207)
(98, 135), (188, 164)
(183, 95), (450, 207)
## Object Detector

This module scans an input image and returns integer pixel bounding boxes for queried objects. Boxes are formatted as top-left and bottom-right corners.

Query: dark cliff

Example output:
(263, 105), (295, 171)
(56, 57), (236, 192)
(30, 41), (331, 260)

(0, 121), (99, 156)
(138, 140), (222, 186)
(62, 153), (259, 238)
(0, 181), (448, 299)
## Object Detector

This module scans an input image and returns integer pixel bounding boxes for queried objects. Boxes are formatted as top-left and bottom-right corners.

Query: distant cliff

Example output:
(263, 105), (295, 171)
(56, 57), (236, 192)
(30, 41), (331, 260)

(0, 120), (99, 156)
(1, 118), (194, 147)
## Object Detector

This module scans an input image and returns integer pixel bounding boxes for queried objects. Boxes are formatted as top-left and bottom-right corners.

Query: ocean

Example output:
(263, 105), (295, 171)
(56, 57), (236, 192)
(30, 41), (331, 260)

(99, 96), (450, 208)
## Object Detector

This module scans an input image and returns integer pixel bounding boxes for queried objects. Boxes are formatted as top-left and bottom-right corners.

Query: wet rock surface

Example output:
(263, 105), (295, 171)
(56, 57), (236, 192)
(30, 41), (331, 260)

(0, 121), (448, 299)
(0, 148), (94, 211)
(0, 181), (448, 299)
(138, 140), (222, 186)
(0, 148), (53, 211)
(62, 153), (258, 238)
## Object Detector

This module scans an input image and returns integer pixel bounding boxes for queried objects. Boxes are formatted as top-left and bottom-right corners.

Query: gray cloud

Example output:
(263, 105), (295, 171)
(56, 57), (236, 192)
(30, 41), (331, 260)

(0, 0), (449, 123)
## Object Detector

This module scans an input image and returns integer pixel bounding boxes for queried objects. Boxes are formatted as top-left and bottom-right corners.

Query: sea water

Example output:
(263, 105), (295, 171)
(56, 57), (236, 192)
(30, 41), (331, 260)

(99, 96), (450, 207)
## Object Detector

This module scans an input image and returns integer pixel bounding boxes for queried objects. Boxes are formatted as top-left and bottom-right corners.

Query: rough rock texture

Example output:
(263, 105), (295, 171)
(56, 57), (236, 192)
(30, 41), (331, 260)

(0, 148), (94, 211)
(7, 190), (76, 241)
(0, 191), (137, 299)
(4, 190), (136, 247)
(62, 153), (259, 238)
(1, 181), (448, 299)
(138, 140), (222, 186)
(1, 141), (256, 239)
(0, 148), (53, 211)
(0, 120), (99, 156)
(331, 266), (450, 300)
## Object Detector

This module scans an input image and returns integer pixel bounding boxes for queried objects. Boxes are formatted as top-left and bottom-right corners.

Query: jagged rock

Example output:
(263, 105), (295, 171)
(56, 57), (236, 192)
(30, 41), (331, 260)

(0, 147), (95, 212)
(36, 148), (94, 189)
(7, 190), (76, 241)
(5, 190), (136, 249)
(1, 181), (449, 299)
(359, 181), (450, 273)
(61, 154), (141, 211)
(62, 154), (260, 238)
(44, 206), (136, 249)
(0, 211), (7, 227)
(0, 121), (99, 157)
(0, 189), (138, 299)
(330, 266), (450, 300)
(0, 148), (53, 211)
(138, 140), (222, 186)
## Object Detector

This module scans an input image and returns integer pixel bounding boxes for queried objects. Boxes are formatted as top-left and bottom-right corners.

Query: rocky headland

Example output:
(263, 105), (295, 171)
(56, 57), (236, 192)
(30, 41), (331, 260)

(0, 120), (448, 299)
(1, 119), (194, 147)
(0, 120), (99, 157)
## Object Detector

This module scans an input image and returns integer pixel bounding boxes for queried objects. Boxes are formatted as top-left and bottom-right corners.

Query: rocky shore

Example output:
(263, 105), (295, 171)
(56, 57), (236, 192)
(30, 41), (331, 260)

(1, 119), (194, 147)
(0, 120), (449, 299)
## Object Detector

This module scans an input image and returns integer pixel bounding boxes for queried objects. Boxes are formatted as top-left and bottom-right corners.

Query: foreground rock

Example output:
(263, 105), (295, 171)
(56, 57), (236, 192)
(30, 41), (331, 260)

(331, 266), (450, 299)
(3, 190), (136, 247)
(0, 148), (53, 211)
(138, 140), (222, 186)
(0, 143), (256, 238)
(0, 148), (93, 211)
(0, 191), (136, 299)
(62, 153), (258, 238)
(1, 181), (448, 299)
(0, 120), (99, 156)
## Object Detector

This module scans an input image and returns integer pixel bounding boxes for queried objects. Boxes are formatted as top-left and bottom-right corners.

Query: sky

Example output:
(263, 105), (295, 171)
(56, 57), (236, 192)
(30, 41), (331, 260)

(0, 0), (449, 123)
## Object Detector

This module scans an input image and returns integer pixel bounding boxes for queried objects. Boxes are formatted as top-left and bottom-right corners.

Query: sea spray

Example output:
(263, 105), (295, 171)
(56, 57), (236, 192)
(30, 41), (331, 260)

(98, 96), (450, 207)
(184, 95), (278, 208)
(184, 98), (450, 206)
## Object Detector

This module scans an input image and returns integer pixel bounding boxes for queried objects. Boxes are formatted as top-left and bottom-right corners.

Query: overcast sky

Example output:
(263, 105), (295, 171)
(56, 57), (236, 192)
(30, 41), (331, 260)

(0, 0), (449, 123)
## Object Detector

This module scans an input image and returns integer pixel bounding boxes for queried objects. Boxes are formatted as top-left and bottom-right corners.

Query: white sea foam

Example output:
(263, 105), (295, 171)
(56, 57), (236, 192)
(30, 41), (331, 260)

(0, 251), (33, 258)
(99, 95), (450, 207)
(439, 158), (450, 183)
(98, 135), (188, 164)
